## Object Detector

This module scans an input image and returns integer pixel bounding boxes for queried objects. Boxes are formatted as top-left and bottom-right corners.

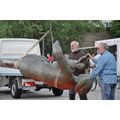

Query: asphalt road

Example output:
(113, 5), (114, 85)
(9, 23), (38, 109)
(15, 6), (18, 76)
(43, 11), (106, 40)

(0, 85), (120, 100)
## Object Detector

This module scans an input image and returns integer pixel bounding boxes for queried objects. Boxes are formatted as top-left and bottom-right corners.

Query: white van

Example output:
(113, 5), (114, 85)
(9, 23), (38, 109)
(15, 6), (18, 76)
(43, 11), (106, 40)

(0, 38), (63, 98)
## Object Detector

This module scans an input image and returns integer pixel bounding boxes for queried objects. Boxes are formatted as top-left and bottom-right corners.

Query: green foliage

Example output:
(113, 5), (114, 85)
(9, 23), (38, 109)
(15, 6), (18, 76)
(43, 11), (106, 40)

(0, 20), (104, 55)
(48, 20), (104, 53)
(109, 20), (120, 38)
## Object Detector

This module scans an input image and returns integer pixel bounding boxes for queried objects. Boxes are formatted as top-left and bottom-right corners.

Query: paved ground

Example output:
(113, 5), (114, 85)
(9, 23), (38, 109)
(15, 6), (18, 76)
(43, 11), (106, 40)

(0, 84), (120, 100)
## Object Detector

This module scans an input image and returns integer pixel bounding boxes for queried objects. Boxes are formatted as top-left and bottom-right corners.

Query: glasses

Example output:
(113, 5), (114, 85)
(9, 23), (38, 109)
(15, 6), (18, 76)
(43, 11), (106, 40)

(97, 47), (100, 50)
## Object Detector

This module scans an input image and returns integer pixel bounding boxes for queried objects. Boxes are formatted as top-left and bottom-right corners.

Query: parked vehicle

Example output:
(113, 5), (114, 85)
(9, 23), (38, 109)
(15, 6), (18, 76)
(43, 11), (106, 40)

(0, 38), (63, 98)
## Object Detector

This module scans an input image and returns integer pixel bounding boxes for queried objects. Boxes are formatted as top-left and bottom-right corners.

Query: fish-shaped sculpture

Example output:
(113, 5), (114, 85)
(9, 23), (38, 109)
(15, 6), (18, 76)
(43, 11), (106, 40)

(0, 41), (93, 94)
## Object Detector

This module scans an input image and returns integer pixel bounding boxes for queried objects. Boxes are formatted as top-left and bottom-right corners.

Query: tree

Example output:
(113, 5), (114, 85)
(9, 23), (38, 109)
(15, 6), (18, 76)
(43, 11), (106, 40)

(109, 20), (120, 38)
(0, 20), (104, 54)
(49, 20), (105, 53)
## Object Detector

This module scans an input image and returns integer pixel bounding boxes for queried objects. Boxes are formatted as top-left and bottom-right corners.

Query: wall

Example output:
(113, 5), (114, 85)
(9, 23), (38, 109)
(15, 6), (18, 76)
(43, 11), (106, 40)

(81, 31), (112, 47)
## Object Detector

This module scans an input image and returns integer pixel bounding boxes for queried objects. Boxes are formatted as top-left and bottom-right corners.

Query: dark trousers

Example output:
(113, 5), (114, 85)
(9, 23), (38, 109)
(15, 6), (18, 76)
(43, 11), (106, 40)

(69, 89), (88, 100)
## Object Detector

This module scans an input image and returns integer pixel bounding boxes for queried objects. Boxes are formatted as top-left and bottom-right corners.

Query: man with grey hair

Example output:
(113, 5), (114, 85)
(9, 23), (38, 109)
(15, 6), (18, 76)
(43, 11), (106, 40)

(68, 40), (89, 100)
(90, 42), (117, 100)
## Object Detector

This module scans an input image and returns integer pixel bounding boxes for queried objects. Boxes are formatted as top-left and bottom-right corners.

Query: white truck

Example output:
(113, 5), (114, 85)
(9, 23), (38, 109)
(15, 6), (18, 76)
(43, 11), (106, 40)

(0, 38), (63, 98)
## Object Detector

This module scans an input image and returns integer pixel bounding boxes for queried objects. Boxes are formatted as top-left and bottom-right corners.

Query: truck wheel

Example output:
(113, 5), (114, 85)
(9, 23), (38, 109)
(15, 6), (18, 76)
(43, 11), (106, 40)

(52, 87), (63, 96)
(10, 80), (22, 98)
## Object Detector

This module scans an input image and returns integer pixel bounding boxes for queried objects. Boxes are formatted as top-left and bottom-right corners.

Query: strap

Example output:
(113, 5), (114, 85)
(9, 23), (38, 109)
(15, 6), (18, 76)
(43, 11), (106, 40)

(54, 69), (61, 88)
(14, 28), (52, 69)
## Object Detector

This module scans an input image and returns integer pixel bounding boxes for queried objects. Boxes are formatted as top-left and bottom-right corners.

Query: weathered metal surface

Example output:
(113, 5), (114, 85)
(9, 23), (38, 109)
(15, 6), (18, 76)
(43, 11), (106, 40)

(18, 54), (76, 89)
(0, 41), (93, 94)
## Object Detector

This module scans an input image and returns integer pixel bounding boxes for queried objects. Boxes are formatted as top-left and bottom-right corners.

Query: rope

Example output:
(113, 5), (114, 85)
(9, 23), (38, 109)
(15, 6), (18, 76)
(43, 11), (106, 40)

(50, 28), (54, 57)
(14, 28), (52, 69)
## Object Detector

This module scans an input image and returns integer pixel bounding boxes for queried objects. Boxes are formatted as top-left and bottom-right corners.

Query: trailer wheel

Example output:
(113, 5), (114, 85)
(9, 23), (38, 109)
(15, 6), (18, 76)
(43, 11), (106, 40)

(52, 87), (63, 96)
(10, 80), (22, 98)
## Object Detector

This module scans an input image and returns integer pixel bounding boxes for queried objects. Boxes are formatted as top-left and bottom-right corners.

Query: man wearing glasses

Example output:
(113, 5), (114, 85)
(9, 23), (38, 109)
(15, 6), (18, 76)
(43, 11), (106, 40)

(90, 42), (117, 100)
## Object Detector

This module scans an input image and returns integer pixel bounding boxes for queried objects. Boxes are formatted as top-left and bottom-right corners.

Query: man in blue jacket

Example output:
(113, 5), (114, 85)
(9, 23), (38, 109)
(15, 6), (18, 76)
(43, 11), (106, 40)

(90, 42), (117, 100)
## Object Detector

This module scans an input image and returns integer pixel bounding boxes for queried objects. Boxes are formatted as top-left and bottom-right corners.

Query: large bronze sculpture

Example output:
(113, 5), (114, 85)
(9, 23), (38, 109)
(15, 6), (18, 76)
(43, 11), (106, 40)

(0, 41), (93, 95)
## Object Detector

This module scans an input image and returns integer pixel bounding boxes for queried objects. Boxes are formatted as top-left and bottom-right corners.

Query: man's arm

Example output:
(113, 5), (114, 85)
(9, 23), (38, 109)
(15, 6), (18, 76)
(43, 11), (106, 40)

(90, 56), (107, 79)
(75, 54), (90, 72)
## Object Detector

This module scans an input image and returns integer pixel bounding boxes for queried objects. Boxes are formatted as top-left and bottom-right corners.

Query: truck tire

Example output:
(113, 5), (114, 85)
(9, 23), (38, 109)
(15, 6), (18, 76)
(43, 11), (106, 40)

(52, 87), (63, 96)
(10, 80), (22, 98)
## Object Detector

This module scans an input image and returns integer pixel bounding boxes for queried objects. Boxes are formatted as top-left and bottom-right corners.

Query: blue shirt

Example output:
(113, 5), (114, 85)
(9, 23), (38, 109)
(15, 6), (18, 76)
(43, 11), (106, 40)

(91, 50), (117, 84)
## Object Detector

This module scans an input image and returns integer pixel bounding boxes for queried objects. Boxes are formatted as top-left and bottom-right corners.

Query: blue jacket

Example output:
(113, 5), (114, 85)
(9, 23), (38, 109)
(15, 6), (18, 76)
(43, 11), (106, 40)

(91, 50), (117, 84)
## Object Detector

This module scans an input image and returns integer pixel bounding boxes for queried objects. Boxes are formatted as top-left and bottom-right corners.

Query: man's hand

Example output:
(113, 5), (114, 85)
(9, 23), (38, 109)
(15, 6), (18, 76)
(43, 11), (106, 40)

(74, 63), (85, 69)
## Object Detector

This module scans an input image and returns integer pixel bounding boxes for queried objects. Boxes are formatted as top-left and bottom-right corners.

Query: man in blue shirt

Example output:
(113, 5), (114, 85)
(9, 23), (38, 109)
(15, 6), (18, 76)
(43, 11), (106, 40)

(90, 42), (117, 100)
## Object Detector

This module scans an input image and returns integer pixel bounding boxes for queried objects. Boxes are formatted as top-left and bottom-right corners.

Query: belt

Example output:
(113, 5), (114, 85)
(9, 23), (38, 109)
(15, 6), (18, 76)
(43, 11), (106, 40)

(104, 73), (117, 75)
